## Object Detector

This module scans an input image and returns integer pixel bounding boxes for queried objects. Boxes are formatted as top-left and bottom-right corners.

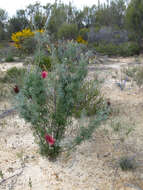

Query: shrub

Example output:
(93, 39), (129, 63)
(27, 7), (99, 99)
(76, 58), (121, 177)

(94, 42), (140, 56)
(79, 28), (89, 41)
(15, 41), (108, 159)
(134, 66), (143, 87)
(11, 29), (44, 54)
(3, 67), (26, 84)
(22, 37), (37, 54)
(119, 156), (136, 171)
(72, 79), (104, 118)
(123, 66), (143, 87)
(38, 56), (52, 71)
(5, 54), (14, 62)
(11, 29), (34, 49)
(58, 23), (78, 40)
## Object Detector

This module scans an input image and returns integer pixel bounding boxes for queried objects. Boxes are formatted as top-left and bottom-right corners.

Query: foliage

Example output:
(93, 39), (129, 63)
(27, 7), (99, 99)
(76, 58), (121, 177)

(47, 3), (67, 39)
(72, 79), (104, 118)
(2, 67), (26, 85)
(15, 41), (108, 159)
(22, 36), (37, 54)
(95, 0), (126, 28)
(119, 156), (136, 171)
(0, 45), (20, 62)
(7, 11), (29, 38)
(11, 29), (44, 54)
(11, 29), (34, 48)
(122, 66), (138, 78)
(58, 23), (78, 40)
(123, 65), (143, 87)
(0, 0), (142, 56)
(135, 67), (143, 87)
(0, 8), (8, 41)
(94, 42), (140, 56)
(38, 55), (52, 71)
(94, 26), (129, 45)
(125, 0), (143, 46)
(79, 28), (89, 41)
(5, 54), (14, 62)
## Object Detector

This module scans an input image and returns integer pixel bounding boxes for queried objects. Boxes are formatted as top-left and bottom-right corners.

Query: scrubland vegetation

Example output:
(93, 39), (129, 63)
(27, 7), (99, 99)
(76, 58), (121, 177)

(1, 0), (143, 189)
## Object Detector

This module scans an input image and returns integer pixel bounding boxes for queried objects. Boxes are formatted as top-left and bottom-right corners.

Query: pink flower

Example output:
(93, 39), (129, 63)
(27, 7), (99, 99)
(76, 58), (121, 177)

(41, 71), (48, 78)
(45, 134), (55, 145)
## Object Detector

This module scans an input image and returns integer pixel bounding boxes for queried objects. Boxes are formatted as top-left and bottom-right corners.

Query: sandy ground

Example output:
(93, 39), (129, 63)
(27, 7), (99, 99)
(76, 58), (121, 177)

(0, 57), (143, 190)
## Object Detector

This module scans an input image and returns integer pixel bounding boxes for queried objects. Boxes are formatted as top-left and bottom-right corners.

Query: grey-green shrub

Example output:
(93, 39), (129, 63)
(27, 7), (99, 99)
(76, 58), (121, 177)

(5, 54), (14, 62)
(15, 40), (108, 159)
(119, 156), (136, 171)
(58, 23), (78, 40)
(73, 79), (104, 118)
(2, 67), (26, 84)
(94, 42), (140, 56)
(79, 28), (89, 41)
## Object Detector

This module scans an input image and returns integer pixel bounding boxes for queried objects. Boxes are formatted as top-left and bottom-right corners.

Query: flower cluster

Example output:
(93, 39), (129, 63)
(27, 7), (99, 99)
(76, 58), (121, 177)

(76, 36), (88, 45)
(11, 29), (44, 49)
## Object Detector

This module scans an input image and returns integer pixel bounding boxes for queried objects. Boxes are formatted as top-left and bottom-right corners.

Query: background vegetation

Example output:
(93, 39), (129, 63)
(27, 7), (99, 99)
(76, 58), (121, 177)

(0, 0), (142, 56)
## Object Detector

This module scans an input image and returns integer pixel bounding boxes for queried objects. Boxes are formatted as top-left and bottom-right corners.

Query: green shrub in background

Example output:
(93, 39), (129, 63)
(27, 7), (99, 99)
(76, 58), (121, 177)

(15, 40), (109, 159)
(79, 28), (89, 41)
(22, 36), (37, 55)
(119, 156), (136, 171)
(58, 23), (78, 40)
(135, 66), (143, 87)
(2, 67), (26, 85)
(38, 55), (52, 71)
(0, 46), (19, 61)
(73, 79), (104, 118)
(5, 54), (14, 62)
(94, 42), (140, 56)
(123, 66), (143, 87)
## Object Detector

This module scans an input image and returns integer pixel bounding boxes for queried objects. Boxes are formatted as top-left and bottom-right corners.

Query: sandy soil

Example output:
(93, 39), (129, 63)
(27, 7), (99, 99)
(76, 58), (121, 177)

(0, 57), (143, 190)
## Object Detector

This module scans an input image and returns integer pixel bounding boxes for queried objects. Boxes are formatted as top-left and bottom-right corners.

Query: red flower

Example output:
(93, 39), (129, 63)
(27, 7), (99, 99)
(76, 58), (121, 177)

(41, 71), (48, 78)
(13, 85), (19, 93)
(45, 134), (55, 145)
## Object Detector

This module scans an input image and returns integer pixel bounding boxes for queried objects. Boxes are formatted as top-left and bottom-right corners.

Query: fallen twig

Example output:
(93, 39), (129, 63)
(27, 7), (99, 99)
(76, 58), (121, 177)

(0, 108), (16, 119)
(0, 169), (23, 186)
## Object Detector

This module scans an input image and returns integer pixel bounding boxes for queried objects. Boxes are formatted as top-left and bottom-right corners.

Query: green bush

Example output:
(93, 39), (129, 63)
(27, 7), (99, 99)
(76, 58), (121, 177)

(39, 56), (52, 71)
(21, 36), (37, 55)
(135, 66), (143, 87)
(79, 28), (89, 41)
(94, 42), (140, 56)
(119, 156), (136, 171)
(58, 23), (78, 40)
(5, 54), (14, 62)
(3, 67), (26, 84)
(15, 41), (108, 159)
(123, 66), (143, 87)
(73, 79), (104, 118)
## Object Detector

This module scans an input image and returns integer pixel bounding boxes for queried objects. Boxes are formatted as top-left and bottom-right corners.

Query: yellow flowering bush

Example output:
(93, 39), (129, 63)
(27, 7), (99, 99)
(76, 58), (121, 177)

(11, 29), (44, 53)
(76, 35), (88, 45)
(12, 29), (34, 48)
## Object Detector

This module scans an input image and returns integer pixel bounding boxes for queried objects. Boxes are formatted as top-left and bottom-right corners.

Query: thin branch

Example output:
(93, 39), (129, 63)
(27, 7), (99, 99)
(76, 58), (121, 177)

(0, 165), (25, 186)
(0, 108), (16, 119)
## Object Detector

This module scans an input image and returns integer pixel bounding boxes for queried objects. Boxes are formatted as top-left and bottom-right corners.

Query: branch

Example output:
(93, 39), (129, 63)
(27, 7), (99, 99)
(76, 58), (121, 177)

(0, 165), (25, 186)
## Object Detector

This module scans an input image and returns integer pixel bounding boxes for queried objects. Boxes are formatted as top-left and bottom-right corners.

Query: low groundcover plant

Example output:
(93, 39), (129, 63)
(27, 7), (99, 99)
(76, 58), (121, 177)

(15, 40), (109, 159)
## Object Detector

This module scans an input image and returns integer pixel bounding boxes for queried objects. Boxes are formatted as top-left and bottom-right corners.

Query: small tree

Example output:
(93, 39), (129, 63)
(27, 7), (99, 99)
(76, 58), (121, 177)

(125, 0), (143, 46)
(58, 23), (78, 40)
